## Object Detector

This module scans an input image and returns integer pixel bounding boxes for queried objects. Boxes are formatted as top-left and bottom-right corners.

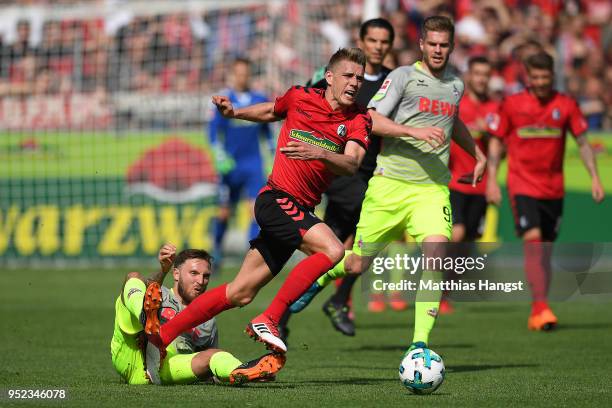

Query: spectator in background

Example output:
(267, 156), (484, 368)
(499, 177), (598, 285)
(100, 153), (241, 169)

(501, 40), (543, 94)
(36, 20), (74, 91)
(2, 20), (36, 95)
(557, 14), (595, 76)
(320, 3), (350, 52)
(0, 0), (608, 132)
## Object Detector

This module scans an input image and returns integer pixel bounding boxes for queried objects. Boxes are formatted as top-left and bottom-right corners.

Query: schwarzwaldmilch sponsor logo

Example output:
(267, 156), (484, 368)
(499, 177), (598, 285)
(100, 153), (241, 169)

(289, 129), (341, 152)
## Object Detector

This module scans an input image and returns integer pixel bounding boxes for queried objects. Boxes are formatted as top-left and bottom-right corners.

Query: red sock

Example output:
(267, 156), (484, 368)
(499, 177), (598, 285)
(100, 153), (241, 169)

(263, 252), (334, 323)
(524, 239), (548, 312)
(159, 283), (233, 346)
(542, 242), (553, 293)
(531, 300), (549, 315)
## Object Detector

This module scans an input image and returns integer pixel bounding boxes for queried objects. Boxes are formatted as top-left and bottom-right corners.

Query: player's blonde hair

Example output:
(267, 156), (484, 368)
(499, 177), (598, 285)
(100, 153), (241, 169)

(326, 47), (366, 72)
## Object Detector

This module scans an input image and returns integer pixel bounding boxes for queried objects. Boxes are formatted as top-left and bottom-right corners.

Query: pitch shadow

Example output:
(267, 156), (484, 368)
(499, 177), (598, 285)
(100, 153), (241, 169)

(348, 343), (475, 352)
(307, 363), (389, 371)
(557, 322), (612, 330)
(290, 377), (397, 386)
(357, 322), (408, 330)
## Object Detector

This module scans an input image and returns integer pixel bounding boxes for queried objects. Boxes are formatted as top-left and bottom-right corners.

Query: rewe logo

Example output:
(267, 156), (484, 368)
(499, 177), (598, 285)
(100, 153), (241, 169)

(418, 97), (456, 117)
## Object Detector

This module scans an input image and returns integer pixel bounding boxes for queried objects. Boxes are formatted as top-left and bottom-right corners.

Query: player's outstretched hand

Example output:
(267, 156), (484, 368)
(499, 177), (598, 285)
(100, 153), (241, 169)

(280, 141), (324, 161)
(592, 178), (605, 203)
(472, 153), (486, 188)
(158, 243), (177, 273)
(411, 126), (445, 149)
(486, 178), (502, 206)
(212, 95), (235, 118)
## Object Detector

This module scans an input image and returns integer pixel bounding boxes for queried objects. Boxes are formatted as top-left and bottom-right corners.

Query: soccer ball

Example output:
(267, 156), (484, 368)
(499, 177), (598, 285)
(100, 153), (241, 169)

(398, 347), (445, 394)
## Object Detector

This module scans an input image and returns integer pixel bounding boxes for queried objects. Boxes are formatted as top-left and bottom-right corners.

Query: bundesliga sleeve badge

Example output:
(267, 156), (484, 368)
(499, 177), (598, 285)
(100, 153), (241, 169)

(372, 78), (392, 101)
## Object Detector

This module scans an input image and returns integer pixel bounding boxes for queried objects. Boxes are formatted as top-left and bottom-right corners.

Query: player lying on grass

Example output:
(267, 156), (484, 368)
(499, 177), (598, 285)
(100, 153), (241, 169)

(290, 16), (487, 352)
(141, 48), (449, 377)
(111, 243), (285, 385)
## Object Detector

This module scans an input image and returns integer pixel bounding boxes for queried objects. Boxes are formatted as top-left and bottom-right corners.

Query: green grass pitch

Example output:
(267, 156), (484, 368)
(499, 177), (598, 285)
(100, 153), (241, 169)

(2, 267), (611, 407)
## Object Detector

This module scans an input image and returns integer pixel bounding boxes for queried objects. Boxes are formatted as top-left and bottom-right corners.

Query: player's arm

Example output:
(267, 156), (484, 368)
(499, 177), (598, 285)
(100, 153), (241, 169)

(452, 118), (487, 187)
(576, 134), (605, 203)
(207, 103), (226, 146)
(484, 102), (509, 206)
(369, 109), (445, 148)
(208, 104), (235, 175)
(145, 243), (177, 285)
(212, 96), (280, 123)
(486, 136), (504, 205)
(280, 140), (366, 176)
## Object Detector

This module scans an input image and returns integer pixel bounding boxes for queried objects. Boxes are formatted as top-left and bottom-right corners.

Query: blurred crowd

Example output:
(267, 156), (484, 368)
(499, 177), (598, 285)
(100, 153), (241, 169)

(0, 0), (610, 130)
(330, 0), (611, 130)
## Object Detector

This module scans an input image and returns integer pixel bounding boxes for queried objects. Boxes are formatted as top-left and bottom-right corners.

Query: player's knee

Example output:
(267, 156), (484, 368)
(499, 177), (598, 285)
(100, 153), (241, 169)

(125, 271), (143, 281)
(191, 351), (215, 379)
(523, 228), (542, 242)
(323, 242), (345, 265)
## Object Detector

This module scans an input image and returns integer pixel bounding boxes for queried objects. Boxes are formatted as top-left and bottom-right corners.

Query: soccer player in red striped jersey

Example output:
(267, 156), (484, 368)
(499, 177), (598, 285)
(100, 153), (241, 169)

(142, 48), (446, 376)
(444, 56), (501, 314)
(487, 52), (605, 331)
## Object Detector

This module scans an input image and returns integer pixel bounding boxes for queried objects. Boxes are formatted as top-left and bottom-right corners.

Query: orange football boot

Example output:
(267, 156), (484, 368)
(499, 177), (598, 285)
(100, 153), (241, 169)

(229, 353), (287, 385)
(528, 308), (558, 331)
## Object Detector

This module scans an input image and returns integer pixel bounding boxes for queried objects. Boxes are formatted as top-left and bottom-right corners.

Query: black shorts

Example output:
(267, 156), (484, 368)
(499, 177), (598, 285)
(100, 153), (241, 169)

(323, 174), (369, 242)
(510, 194), (563, 241)
(249, 188), (323, 275)
(449, 190), (487, 240)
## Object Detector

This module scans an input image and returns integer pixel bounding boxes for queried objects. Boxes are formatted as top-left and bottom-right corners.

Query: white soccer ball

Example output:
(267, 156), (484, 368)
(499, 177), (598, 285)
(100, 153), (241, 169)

(398, 347), (445, 394)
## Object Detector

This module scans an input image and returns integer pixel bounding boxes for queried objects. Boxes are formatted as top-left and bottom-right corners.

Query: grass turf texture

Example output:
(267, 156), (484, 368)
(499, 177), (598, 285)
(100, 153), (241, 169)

(2, 267), (611, 407)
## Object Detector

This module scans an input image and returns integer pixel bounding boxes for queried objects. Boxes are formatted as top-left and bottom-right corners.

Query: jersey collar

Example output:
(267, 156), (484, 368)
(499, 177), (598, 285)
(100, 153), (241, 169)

(414, 61), (449, 81)
(364, 71), (384, 82)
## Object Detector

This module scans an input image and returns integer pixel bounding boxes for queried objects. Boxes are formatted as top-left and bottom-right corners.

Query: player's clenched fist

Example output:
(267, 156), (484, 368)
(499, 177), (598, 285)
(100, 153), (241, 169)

(212, 95), (235, 118)
(158, 243), (177, 273)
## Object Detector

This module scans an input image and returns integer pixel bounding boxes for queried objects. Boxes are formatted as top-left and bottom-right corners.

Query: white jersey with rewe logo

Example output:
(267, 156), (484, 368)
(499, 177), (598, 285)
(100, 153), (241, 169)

(368, 61), (464, 185)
